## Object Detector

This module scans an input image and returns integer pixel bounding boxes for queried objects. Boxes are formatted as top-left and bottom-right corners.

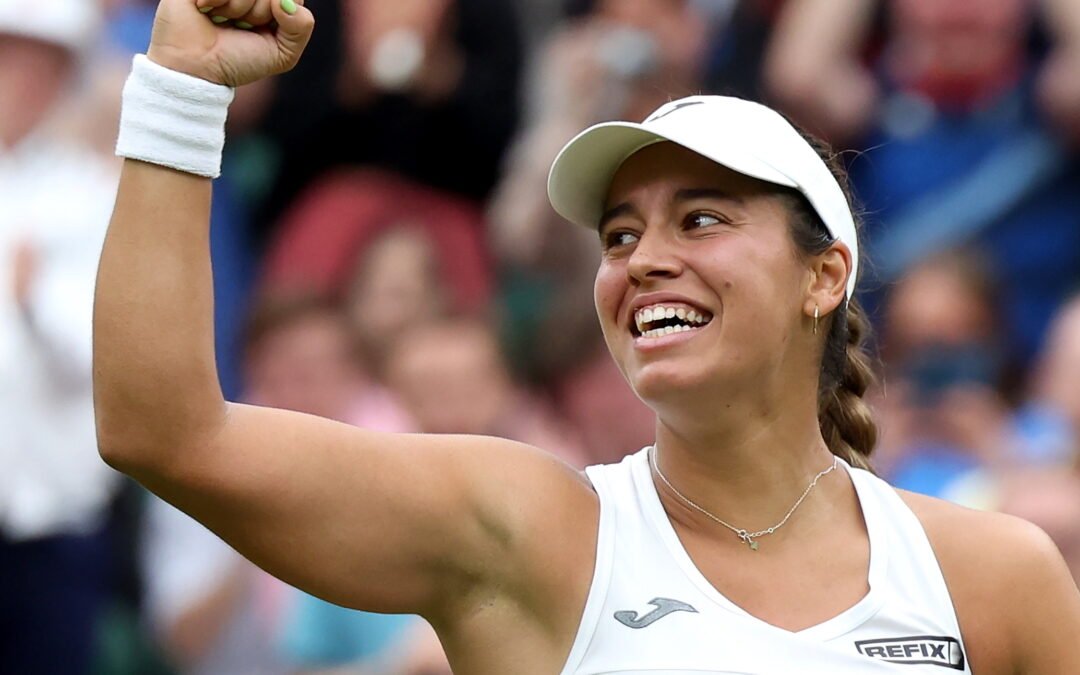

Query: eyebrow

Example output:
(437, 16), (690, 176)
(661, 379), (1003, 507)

(597, 202), (636, 232)
(597, 187), (742, 232)
(673, 187), (744, 204)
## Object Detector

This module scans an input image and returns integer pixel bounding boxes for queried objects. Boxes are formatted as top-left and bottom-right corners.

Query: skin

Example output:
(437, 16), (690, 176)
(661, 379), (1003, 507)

(95, 2), (1080, 673)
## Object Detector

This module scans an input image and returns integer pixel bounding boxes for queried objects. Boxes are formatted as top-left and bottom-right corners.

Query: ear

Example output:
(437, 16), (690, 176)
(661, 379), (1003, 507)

(803, 242), (851, 319)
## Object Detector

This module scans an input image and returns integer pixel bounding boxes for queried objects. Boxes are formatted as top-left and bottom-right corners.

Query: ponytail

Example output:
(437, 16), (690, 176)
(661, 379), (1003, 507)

(817, 299), (877, 470)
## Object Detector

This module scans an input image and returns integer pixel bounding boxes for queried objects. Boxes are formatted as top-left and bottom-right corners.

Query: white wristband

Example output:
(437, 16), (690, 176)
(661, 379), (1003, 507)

(116, 55), (236, 178)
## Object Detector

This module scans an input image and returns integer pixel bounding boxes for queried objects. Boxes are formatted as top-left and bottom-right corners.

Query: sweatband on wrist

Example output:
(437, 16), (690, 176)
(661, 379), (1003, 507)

(116, 54), (236, 178)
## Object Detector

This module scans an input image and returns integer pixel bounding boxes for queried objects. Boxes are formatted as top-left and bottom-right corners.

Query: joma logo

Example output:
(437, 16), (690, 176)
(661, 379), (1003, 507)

(614, 598), (697, 629)
(855, 636), (965, 670)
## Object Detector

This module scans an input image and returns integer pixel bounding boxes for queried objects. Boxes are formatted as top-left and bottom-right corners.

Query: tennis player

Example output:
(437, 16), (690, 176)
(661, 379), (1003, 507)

(95, 1), (1080, 672)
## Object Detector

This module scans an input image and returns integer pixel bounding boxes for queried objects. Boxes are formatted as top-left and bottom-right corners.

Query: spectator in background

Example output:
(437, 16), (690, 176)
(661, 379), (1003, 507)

(0, 2), (123, 673)
(260, 170), (494, 372)
(249, 0), (523, 242)
(766, 0), (1080, 362)
(1007, 295), (1080, 466)
(344, 226), (453, 374)
(995, 297), (1080, 578)
(872, 249), (1014, 506)
(385, 316), (586, 466)
(243, 293), (413, 432)
(703, 0), (785, 102)
(553, 341), (658, 465)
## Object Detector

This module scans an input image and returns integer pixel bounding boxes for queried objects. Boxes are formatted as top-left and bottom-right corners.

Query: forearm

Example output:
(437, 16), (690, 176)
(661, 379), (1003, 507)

(94, 159), (226, 466)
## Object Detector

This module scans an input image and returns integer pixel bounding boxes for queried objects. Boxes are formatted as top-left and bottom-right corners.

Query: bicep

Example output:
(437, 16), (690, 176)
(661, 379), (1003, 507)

(134, 403), (579, 616)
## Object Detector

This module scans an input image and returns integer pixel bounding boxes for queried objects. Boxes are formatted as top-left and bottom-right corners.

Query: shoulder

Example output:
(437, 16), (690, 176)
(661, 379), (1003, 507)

(432, 438), (602, 670)
(454, 435), (601, 597)
(897, 489), (1080, 674)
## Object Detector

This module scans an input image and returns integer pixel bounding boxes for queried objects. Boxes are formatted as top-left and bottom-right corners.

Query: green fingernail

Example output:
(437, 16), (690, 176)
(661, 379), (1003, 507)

(211, 14), (229, 23)
(235, 20), (254, 29)
(199, 5), (212, 13)
(281, 0), (297, 15)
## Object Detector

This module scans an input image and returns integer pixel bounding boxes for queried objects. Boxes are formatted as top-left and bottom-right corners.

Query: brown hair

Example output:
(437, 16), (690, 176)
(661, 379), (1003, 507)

(778, 132), (879, 471)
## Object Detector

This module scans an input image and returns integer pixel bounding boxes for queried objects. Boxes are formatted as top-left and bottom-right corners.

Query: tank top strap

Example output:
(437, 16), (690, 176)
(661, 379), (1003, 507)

(559, 455), (629, 675)
(842, 460), (967, 643)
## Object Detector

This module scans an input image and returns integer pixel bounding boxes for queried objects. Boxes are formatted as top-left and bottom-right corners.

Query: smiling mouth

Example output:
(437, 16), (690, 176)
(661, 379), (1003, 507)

(632, 303), (713, 339)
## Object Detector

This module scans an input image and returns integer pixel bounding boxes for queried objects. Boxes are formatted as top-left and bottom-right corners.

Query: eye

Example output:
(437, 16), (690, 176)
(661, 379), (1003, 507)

(601, 230), (639, 250)
(685, 212), (724, 229)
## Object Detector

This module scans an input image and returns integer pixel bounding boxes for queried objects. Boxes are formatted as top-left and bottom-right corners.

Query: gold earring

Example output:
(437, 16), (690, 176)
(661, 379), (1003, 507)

(813, 306), (820, 335)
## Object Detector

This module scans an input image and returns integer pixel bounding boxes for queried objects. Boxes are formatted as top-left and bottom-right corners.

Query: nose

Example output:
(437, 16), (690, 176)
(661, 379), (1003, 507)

(626, 227), (682, 286)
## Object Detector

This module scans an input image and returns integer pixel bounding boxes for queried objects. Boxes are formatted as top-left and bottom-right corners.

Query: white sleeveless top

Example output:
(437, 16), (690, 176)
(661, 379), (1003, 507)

(560, 447), (972, 674)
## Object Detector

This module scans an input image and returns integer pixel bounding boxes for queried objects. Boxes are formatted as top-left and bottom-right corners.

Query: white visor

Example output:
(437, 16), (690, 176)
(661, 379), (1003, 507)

(547, 95), (859, 299)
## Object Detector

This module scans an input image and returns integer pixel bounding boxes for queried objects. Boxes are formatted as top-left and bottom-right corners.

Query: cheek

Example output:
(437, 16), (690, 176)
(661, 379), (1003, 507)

(593, 262), (625, 326)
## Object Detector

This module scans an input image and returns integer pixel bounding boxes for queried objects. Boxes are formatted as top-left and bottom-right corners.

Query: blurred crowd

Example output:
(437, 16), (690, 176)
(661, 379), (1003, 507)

(2, 0), (1079, 672)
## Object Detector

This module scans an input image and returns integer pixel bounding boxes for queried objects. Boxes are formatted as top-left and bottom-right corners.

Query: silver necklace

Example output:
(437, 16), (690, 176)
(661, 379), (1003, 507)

(649, 447), (839, 551)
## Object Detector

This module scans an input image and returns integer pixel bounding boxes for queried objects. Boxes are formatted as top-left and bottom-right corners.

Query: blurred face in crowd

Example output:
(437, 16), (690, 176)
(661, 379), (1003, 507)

(593, 142), (817, 422)
(245, 308), (364, 421)
(883, 258), (996, 362)
(347, 226), (445, 368)
(0, 36), (73, 147)
(558, 352), (657, 464)
(890, 0), (1030, 82)
(592, 0), (705, 117)
(385, 320), (510, 435)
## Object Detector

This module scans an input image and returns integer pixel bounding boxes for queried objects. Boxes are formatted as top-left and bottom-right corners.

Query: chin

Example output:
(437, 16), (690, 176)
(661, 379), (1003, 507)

(628, 360), (718, 407)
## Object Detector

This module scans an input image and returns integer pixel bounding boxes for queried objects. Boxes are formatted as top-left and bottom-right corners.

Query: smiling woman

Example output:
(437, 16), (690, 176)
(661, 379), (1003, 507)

(94, 3), (1080, 674)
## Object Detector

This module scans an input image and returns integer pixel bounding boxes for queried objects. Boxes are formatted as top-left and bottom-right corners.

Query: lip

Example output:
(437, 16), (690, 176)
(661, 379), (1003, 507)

(625, 291), (713, 336)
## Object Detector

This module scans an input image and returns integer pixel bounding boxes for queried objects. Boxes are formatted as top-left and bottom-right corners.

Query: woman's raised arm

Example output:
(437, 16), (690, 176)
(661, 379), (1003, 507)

(93, 0), (596, 625)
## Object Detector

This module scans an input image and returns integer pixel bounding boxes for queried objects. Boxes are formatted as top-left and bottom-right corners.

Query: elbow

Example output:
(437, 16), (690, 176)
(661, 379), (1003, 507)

(94, 385), (229, 475)
(95, 408), (219, 478)
(96, 415), (157, 476)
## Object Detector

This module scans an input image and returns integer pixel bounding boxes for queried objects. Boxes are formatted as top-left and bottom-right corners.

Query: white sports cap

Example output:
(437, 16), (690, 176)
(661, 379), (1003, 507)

(548, 95), (859, 299)
(0, 0), (102, 54)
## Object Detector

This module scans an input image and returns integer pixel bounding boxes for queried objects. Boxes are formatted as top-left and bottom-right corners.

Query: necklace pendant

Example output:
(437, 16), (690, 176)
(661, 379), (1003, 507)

(737, 530), (758, 551)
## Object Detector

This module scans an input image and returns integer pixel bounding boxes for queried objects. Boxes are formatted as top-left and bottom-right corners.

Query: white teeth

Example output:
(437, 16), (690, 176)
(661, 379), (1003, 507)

(634, 304), (713, 337)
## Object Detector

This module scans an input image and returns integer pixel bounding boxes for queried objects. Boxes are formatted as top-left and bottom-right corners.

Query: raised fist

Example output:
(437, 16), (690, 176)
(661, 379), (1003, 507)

(146, 0), (315, 87)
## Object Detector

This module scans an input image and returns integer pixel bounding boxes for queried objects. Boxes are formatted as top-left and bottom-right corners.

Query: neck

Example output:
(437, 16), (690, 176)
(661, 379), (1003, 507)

(651, 396), (838, 534)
